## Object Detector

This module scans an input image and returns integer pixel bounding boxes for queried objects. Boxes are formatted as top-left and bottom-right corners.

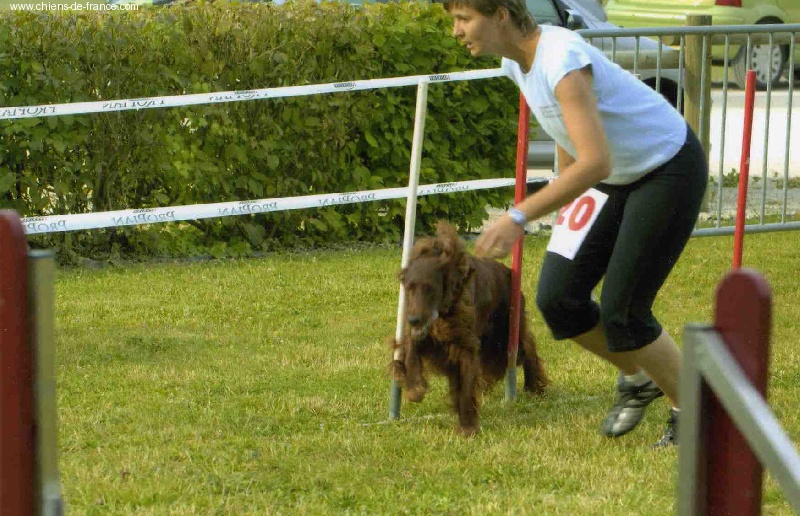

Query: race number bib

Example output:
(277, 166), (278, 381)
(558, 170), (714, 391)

(546, 188), (609, 260)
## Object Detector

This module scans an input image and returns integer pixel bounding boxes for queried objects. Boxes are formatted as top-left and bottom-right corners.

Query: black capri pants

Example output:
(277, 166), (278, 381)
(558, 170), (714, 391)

(536, 125), (708, 352)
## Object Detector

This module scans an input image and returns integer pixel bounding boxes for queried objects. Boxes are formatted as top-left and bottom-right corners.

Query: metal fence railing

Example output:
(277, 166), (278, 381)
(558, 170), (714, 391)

(577, 23), (800, 237)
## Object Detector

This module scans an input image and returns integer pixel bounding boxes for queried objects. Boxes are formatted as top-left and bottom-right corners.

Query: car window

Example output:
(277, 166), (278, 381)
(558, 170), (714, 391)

(561, 0), (605, 23)
(526, 0), (564, 26)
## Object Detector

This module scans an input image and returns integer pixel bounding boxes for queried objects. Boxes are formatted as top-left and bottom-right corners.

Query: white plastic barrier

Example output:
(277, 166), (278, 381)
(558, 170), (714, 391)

(20, 176), (548, 235)
(0, 70), (504, 120)
(3, 68), (526, 236)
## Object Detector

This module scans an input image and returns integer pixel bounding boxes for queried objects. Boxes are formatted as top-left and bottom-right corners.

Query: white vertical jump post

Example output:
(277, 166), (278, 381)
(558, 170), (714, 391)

(389, 80), (430, 420)
(679, 268), (800, 514)
(0, 210), (62, 515)
(505, 93), (531, 401)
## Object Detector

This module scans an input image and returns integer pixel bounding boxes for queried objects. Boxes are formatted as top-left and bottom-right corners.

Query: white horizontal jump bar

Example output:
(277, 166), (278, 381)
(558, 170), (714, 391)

(22, 176), (550, 235)
(0, 69), (506, 120)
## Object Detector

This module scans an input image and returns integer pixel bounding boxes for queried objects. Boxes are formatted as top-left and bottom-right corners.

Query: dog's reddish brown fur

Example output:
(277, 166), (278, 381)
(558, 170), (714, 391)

(390, 221), (547, 436)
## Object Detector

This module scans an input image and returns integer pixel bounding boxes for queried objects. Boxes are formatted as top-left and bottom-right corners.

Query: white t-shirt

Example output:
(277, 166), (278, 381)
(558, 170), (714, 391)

(502, 25), (687, 185)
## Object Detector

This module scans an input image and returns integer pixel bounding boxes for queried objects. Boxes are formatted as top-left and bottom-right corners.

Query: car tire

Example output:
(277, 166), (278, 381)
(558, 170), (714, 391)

(731, 20), (788, 90)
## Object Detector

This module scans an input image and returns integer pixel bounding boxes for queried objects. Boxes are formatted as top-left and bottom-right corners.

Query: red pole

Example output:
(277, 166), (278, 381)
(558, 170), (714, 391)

(506, 93), (530, 399)
(733, 70), (757, 269)
(701, 268), (772, 515)
(0, 210), (35, 516)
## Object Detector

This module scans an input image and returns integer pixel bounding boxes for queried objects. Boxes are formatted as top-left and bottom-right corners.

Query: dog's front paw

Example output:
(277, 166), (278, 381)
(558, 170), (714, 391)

(386, 336), (402, 350)
(403, 385), (427, 403)
(459, 424), (481, 438)
(388, 359), (406, 382)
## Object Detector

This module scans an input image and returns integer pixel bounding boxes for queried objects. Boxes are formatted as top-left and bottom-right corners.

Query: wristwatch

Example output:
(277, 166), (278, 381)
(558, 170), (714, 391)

(507, 207), (527, 227)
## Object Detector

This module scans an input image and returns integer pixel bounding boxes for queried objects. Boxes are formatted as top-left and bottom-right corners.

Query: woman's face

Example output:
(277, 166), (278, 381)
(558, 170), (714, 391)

(449, 5), (505, 57)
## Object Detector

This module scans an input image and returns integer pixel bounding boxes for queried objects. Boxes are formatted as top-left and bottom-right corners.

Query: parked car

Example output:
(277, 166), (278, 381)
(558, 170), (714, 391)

(605, 0), (800, 90)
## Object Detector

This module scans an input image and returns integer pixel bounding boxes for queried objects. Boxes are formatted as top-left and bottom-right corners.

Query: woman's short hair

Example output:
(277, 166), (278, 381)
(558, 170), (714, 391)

(442, 0), (536, 35)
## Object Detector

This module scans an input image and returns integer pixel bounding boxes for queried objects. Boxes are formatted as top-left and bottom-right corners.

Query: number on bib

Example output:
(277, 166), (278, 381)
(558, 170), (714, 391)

(547, 189), (608, 260)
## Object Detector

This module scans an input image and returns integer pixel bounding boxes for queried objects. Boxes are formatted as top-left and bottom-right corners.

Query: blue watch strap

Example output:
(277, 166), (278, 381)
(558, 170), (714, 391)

(507, 207), (527, 226)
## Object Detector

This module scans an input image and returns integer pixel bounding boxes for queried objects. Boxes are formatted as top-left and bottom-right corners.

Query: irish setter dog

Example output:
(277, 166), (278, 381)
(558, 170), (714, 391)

(390, 221), (547, 436)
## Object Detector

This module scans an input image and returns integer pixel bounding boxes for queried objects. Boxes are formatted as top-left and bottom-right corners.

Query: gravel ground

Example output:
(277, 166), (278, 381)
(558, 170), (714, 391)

(706, 184), (800, 220)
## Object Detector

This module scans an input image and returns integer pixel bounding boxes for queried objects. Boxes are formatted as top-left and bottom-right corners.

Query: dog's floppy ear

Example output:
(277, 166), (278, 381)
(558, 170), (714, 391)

(452, 256), (474, 291)
(409, 235), (439, 260)
(442, 251), (474, 314)
(460, 261), (476, 285)
(434, 221), (463, 257)
(429, 221), (472, 313)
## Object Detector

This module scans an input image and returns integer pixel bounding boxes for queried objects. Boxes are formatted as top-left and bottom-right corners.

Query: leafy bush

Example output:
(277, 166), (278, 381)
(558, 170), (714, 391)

(0, 1), (520, 261)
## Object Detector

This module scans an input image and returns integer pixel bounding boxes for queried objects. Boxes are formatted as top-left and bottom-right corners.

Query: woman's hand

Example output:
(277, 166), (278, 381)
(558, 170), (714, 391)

(474, 214), (524, 258)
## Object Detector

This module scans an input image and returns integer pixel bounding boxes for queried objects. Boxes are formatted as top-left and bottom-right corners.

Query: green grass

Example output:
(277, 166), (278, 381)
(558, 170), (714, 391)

(54, 232), (800, 513)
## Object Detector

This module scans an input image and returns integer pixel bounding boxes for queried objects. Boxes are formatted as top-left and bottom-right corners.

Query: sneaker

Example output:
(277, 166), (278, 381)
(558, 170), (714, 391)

(600, 374), (664, 437)
(652, 408), (679, 447)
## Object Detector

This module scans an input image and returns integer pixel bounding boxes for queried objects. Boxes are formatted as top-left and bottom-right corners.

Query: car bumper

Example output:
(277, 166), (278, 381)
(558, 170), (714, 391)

(606, 7), (747, 29)
(606, 8), (751, 61)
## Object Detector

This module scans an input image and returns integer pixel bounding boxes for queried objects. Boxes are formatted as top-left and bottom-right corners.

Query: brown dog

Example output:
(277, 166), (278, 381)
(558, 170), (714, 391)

(390, 221), (547, 436)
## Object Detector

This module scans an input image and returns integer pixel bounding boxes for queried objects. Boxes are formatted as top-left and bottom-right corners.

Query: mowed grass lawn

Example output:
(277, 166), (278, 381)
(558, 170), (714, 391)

(54, 230), (800, 514)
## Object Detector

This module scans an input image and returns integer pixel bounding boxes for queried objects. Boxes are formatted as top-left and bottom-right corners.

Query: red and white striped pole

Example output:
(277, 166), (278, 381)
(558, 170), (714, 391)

(506, 93), (530, 400)
(733, 70), (757, 269)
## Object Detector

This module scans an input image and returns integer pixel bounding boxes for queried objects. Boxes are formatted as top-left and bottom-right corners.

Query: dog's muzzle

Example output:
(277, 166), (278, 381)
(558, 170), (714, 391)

(408, 309), (439, 341)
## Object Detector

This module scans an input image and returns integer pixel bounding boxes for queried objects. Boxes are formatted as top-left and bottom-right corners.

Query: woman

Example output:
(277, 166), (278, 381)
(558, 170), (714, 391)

(445, 0), (708, 446)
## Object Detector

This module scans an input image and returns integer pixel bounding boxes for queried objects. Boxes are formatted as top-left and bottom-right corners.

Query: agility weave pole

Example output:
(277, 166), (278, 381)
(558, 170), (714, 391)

(505, 93), (531, 401)
(389, 80), (430, 420)
(733, 69), (757, 269)
(388, 87), (533, 418)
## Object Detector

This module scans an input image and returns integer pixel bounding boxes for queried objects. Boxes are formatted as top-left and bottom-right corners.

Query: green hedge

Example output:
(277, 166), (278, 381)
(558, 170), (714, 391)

(0, 0), (521, 261)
